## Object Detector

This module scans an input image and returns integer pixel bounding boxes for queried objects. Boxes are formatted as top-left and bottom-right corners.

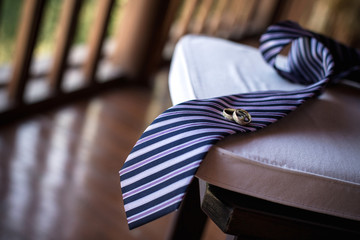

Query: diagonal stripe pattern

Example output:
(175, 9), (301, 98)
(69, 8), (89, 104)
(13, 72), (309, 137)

(119, 21), (360, 229)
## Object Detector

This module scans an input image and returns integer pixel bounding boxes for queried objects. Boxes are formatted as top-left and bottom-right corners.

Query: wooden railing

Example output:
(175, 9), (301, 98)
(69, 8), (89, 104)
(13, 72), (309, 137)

(0, 0), (175, 124)
(0, 0), (281, 125)
(162, 0), (280, 59)
(164, 0), (360, 58)
(172, 0), (278, 41)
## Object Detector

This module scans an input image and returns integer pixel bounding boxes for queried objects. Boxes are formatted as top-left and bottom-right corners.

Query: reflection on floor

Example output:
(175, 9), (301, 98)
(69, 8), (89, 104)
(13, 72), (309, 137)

(0, 70), (225, 240)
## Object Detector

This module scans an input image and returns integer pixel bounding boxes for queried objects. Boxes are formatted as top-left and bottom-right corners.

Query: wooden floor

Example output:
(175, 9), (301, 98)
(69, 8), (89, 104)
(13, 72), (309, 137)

(0, 72), (226, 240)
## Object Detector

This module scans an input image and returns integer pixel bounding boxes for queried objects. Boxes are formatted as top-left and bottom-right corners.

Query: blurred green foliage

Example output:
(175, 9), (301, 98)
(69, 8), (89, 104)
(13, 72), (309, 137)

(0, 0), (124, 65)
(0, 0), (24, 64)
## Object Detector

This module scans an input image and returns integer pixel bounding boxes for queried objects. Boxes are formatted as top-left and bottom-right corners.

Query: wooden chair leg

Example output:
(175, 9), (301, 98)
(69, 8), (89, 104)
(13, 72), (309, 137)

(167, 178), (208, 240)
(200, 183), (360, 240)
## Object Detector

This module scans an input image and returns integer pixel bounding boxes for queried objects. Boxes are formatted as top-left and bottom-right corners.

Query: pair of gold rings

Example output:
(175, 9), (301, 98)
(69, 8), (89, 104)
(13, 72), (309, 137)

(222, 108), (251, 125)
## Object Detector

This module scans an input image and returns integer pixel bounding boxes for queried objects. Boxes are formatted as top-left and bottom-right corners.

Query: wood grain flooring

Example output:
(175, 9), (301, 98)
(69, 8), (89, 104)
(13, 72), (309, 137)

(0, 72), (226, 240)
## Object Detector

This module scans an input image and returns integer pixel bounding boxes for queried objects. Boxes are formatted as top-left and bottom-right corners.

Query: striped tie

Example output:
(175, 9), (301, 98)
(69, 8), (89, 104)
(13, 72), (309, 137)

(119, 21), (360, 229)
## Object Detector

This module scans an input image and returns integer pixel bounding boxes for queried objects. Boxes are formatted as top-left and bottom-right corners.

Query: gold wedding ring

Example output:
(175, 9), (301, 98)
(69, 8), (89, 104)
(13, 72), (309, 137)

(222, 108), (235, 121)
(222, 108), (251, 126)
(233, 109), (251, 125)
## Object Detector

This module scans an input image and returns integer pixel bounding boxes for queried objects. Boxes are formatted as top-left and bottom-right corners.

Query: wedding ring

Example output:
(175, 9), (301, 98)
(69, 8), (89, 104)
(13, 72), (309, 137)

(222, 108), (235, 121)
(232, 108), (251, 125)
(222, 108), (251, 125)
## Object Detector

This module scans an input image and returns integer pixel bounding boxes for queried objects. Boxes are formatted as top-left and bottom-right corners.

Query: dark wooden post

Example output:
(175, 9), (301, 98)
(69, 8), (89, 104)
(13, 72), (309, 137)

(8, 0), (47, 105)
(110, 0), (181, 83)
(49, 0), (83, 94)
(174, 0), (199, 42)
(192, 0), (214, 34)
(83, 0), (115, 84)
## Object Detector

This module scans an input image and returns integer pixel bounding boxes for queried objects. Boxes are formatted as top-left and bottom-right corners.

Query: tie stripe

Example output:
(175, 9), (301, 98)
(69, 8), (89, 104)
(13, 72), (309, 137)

(120, 20), (360, 229)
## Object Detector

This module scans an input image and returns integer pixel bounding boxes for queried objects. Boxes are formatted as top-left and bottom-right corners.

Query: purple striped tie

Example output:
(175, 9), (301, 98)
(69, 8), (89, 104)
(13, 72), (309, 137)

(119, 21), (360, 229)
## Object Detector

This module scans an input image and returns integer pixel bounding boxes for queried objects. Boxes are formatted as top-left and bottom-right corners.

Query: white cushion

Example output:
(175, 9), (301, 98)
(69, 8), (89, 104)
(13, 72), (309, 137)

(169, 35), (360, 221)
